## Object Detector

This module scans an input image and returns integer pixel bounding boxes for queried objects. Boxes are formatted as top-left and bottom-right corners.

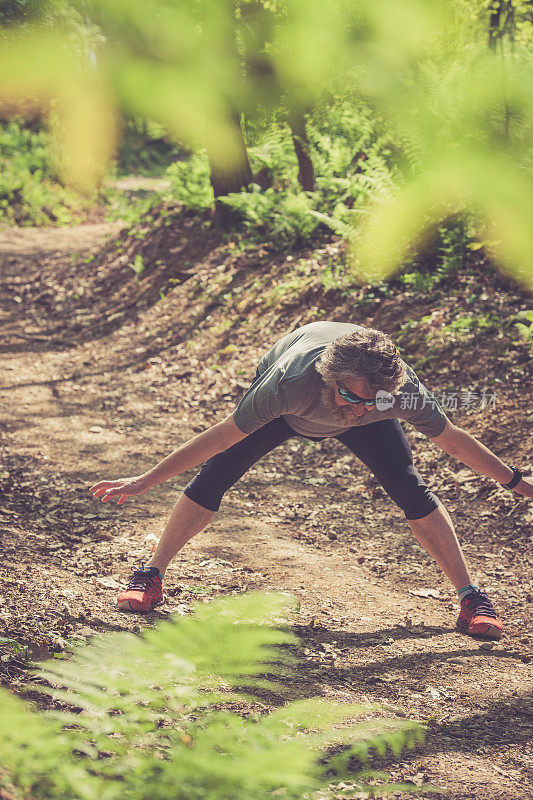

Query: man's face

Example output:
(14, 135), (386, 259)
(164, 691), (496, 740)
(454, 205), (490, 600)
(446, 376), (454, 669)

(321, 376), (376, 423)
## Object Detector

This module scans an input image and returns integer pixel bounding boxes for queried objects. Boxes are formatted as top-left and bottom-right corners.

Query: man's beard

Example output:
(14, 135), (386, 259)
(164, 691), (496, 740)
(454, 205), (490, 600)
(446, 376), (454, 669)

(320, 384), (357, 425)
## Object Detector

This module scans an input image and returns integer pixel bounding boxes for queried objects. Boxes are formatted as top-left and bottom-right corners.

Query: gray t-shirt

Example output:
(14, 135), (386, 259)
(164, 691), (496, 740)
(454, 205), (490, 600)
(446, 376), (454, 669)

(233, 321), (448, 439)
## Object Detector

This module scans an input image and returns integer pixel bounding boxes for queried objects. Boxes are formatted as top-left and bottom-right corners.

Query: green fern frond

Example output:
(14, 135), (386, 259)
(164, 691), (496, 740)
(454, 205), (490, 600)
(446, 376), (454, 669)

(0, 593), (429, 800)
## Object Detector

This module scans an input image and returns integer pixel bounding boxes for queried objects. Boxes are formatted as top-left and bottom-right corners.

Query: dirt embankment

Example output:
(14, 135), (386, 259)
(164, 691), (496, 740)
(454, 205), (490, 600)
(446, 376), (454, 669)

(0, 213), (532, 799)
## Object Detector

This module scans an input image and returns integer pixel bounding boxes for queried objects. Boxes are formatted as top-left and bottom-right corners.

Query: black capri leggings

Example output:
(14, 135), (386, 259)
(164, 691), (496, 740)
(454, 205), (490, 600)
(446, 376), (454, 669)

(184, 416), (440, 521)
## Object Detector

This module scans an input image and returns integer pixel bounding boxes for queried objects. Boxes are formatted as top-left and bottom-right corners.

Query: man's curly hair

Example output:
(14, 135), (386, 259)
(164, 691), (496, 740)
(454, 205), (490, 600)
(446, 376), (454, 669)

(315, 326), (406, 393)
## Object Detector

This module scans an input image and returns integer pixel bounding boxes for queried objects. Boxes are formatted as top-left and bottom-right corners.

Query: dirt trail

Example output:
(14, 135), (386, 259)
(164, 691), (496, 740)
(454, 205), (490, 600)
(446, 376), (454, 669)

(0, 224), (532, 800)
(0, 223), (121, 255)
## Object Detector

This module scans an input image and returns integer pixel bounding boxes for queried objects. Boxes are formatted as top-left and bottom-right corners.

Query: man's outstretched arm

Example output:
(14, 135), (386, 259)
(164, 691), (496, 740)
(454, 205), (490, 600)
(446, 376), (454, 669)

(431, 421), (532, 498)
(90, 413), (248, 504)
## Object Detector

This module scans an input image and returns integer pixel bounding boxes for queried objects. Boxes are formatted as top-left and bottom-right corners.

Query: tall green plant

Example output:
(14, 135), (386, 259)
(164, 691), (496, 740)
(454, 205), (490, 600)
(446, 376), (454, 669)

(0, 593), (427, 800)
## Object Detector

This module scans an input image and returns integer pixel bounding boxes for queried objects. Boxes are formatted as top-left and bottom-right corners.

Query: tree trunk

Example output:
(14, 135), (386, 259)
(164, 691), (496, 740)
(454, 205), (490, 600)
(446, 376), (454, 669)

(289, 111), (315, 192)
(488, 2), (502, 50)
(207, 108), (252, 227)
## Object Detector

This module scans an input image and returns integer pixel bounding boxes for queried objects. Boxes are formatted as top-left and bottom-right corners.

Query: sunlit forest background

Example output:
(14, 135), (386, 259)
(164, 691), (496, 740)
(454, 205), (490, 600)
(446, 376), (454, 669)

(1, 0), (532, 286)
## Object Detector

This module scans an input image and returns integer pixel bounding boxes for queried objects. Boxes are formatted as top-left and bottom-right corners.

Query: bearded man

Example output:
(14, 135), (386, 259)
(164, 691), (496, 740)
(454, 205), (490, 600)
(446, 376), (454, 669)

(90, 321), (532, 639)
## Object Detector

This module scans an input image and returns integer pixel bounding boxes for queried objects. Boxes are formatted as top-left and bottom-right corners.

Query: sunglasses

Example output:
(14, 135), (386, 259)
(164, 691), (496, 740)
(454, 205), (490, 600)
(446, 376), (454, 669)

(336, 381), (376, 407)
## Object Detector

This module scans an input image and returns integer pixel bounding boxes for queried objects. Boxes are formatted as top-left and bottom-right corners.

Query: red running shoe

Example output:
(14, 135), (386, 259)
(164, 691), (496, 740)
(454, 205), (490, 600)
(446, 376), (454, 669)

(117, 566), (163, 612)
(456, 589), (502, 640)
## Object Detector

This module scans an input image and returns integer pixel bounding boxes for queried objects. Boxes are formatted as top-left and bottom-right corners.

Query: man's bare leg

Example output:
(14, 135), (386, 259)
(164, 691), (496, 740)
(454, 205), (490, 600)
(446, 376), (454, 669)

(145, 493), (215, 574)
(407, 502), (472, 589)
(407, 502), (503, 638)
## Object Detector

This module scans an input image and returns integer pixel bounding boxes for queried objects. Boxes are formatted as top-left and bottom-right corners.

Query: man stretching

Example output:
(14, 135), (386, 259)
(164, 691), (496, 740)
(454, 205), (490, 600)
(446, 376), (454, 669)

(90, 322), (532, 639)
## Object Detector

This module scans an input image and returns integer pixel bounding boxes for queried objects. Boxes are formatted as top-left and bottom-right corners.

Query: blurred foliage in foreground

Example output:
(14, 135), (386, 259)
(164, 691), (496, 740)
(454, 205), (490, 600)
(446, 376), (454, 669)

(0, 593), (428, 800)
(0, 0), (532, 286)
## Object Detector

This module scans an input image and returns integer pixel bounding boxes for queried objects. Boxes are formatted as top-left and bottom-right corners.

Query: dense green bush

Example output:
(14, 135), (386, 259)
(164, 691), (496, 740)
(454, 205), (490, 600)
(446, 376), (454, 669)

(117, 99), (481, 260)
(165, 99), (398, 249)
(0, 593), (427, 800)
(221, 186), (319, 246)
(308, 103), (395, 225)
(0, 119), (92, 226)
(0, 101), (478, 270)
(0, 116), (185, 226)
(166, 153), (214, 212)
(115, 117), (187, 177)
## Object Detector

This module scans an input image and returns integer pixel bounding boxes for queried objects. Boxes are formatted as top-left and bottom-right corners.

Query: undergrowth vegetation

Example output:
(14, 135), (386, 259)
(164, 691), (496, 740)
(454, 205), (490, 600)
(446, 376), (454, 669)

(0, 116), (185, 227)
(0, 100), (511, 297)
(115, 118), (187, 177)
(0, 119), (94, 226)
(0, 100), (434, 247)
(0, 99), (484, 276)
(0, 593), (428, 800)
(168, 102), (397, 248)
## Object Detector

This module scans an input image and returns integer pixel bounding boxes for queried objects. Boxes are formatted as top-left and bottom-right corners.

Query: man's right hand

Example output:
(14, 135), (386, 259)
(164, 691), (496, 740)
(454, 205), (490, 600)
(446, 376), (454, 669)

(89, 475), (152, 505)
(88, 414), (247, 506)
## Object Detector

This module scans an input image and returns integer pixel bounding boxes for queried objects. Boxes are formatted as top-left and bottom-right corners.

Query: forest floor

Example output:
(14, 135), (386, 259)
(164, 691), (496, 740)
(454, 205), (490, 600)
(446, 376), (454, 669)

(0, 216), (532, 800)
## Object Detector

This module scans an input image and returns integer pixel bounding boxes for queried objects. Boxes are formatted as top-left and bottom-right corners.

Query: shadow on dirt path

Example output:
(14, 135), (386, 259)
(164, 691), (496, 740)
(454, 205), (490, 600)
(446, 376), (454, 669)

(0, 221), (532, 799)
(0, 212), (223, 352)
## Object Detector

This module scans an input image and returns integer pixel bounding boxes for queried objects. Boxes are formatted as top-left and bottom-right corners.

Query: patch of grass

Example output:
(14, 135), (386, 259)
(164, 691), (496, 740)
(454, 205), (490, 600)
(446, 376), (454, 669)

(320, 259), (353, 292)
(102, 185), (159, 226)
(443, 313), (499, 339)
(186, 584), (216, 596)
(395, 218), (473, 291)
(263, 273), (314, 309)
(397, 253), (460, 293)
(396, 318), (420, 343)
(209, 318), (236, 335)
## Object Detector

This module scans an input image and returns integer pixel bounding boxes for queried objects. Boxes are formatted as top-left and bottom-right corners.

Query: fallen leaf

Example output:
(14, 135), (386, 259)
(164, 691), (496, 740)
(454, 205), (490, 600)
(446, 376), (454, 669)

(403, 772), (426, 786)
(218, 344), (237, 355)
(409, 588), (440, 599)
(75, 627), (99, 638)
(95, 577), (121, 589)
(493, 766), (512, 778)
